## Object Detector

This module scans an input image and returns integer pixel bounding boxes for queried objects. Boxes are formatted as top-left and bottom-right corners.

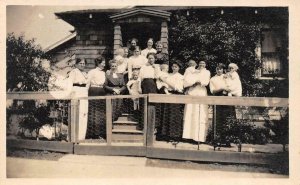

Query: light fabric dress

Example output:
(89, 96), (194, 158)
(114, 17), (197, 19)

(68, 68), (88, 141)
(224, 71), (242, 97)
(141, 48), (157, 57)
(127, 55), (148, 79)
(182, 68), (211, 142)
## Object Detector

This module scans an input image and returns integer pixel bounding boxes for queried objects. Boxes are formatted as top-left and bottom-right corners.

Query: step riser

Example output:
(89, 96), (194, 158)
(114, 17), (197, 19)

(117, 117), (135, 122)
(112, 133), (143, 141)
(113, 125), (138, 130)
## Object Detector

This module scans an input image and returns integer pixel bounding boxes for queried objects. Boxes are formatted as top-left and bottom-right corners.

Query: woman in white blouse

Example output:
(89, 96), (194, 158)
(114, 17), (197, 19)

(182, 60), (211, 143)
(87, 56), (106, 96)
(68, 58), (88, 141)
(127, 46), (148, 80)
(141, 38), (157, 57)
(139, 52), (159, 94)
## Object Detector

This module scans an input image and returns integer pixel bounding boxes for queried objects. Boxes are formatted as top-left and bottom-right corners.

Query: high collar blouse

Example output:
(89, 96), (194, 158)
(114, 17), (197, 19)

(87, 67), (106, 86)
(68, 68), (88, 84)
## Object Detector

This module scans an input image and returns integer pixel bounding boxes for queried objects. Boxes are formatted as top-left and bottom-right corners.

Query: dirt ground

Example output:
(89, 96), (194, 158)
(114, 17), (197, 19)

(6, 148), (288, 175)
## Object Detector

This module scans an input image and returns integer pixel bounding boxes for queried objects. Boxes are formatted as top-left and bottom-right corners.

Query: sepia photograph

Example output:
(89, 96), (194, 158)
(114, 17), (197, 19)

(2, 1), (299, 184)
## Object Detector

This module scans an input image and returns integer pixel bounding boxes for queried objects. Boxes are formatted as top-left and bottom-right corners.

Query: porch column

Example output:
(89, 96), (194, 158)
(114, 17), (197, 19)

(160, 21), (168, 54)
(113, 24), (123, 56)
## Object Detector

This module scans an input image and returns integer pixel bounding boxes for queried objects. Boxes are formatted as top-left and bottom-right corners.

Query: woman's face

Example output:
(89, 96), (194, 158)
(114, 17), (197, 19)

(76, 60), (86, 71)
(134, 48), (140, 56)
(110, 63), (118, 72)
(172, 64), (180, 73)
(198, 62), (206, 69)
(98, 61), (106, 70)
(156, 44), (163, 52)
(131, 40), (137, 47)
(216, 67), (224, 75)
(147, 39), (153, 48)
(147, 55), (155, 65)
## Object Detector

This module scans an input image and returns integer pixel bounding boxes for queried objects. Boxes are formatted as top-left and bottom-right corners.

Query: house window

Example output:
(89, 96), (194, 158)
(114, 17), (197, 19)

(260, 29), (286, 77)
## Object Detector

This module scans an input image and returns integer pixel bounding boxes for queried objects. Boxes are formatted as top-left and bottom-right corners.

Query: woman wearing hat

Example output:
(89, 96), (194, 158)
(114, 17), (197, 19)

(182, 60), (211, 143)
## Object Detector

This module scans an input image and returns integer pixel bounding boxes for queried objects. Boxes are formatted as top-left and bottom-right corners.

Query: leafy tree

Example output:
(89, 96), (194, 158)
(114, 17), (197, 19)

(168, 8), (288, 97)
(6, 33), (51, 91)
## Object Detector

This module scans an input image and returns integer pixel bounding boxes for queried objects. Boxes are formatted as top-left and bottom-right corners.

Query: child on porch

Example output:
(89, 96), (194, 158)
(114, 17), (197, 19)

(127, 71), (142, 110)
(223, 63), (242, 97)
(156, 63), (170, 94)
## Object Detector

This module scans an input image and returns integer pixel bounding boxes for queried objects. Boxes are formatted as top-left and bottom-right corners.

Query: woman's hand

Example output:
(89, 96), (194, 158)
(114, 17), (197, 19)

(113, 88), (120, 95)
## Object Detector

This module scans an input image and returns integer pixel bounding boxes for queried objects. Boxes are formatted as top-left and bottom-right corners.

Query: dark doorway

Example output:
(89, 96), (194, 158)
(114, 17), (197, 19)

(121, 22), (161, 49)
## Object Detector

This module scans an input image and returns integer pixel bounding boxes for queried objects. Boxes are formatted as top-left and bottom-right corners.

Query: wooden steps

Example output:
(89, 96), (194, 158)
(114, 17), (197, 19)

(112, 113), (143, 143)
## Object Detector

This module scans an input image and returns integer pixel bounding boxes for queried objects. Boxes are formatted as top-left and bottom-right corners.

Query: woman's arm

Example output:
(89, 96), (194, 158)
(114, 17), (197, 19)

(183, 73), (198, 88)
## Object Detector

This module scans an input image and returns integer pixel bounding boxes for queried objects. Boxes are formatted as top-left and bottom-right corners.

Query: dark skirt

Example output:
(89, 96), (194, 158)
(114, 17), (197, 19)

(213, 91), (236, 145)
(141, 78), (157, 94)
(88, 87), (106, 96)
(87, 87), (106, 139)
(157, 91), (184, 141)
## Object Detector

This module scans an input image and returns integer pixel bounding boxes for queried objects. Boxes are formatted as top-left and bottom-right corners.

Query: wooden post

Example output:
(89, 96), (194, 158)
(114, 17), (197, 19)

(67, 101), (71, 142)
(75, 100), (80, 143)
(146, 105), (156, 147)
(160, 21), (168, 54)
(70, 99), (79, 143)
(143, 96), (148, 146)
(113, 24), (122, 56)
(106, 98), (112, 145)
(213, 105), (217, 151)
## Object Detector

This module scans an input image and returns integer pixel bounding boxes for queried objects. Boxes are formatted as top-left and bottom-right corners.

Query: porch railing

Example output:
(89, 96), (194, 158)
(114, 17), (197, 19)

(6, 92), (289, 165)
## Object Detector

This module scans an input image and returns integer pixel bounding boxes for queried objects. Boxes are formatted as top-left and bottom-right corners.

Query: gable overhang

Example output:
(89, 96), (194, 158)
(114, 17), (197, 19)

(109, 8), (171, 22)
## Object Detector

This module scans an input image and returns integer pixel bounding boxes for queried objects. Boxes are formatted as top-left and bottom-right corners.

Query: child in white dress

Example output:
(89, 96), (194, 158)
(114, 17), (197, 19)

(127, 71), (142, 110)
(156, 64), (170, 94)
(224, 63), (242, 97)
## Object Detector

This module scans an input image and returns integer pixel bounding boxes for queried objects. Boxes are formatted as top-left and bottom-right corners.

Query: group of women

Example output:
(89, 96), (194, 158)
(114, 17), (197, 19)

(67, 37), (242, 143)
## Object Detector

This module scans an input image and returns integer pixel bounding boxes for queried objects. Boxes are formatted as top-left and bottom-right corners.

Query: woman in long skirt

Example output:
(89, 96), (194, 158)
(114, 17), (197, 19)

(86, 57), (106, 139)
(159, 61), (184, 141)
(104, 60), (127, 121)
(182, 60), (211, 142)
(68, 58), (88, 141)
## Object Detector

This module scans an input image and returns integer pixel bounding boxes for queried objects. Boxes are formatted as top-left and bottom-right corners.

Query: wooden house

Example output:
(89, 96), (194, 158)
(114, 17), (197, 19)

(46, 6), (288, 80)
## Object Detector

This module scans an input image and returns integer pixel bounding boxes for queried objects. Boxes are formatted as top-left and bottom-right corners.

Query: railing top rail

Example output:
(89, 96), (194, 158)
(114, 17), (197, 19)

(6, 92), (147, 100)
(148, 94), (289, 107)
(6, 92), (288, 107)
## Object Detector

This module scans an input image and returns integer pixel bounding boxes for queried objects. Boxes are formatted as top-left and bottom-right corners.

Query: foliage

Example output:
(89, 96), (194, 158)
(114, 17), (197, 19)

(264, 108), (289, 152)
(168, 8), (288, 97)
(6, 33), (51, 91)
(207, 117), (270, 147)
(18, 104), (52, 139)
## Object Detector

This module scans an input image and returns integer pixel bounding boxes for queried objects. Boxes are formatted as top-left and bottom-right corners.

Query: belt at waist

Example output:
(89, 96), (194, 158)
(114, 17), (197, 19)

(73, 83), (86, 87)
(132, 67), (141, 70)
(90, 85), (104, 88)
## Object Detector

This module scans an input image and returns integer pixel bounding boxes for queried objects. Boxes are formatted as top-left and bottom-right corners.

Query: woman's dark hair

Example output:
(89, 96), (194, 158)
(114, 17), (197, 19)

(95, 56), (105, 66)
(75, 58), (86, 64)
(172, 60), (182, 69)
(146, 52), (156, 59)
(147, 38), (154, 44)
(130, 38), (138, 44)
(216, 63), (226, 70)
